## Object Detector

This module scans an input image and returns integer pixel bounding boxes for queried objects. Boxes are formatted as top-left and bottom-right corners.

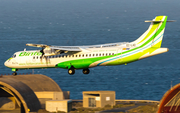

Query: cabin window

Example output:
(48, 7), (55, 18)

(99, 54), (101, 56)
(93, 54), (95, 57)
(72, 55), (74, 57)
(33, 56), (35, 59)
(109, 53), (111, 55)
(66, 55), (68, 57)
(69, 55), (71, 57)
(112, 53), (114, 55)
(79, 54), (81, 57)
(76, 55), (78, 57)
(96, 54), (98, 56)
(37, 56), (38, 59)
(89, 54), (91, 57)
(102, 53), (104, 56)
(106, 53), (108, 56)
(86, 54), (88, 57)
(62, 55), (64, 58)
(82, 54), (84, 57)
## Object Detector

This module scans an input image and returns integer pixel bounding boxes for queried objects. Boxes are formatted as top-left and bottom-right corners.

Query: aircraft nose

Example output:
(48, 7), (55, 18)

(4, 60), (9, 67)
(4, 59), (11, 67)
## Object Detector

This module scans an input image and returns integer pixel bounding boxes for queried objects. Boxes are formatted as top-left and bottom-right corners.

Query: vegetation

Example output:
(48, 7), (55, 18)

(37, 102), (158, 113)
(69, 102), (135, 113)
(128, 104), (158, 113)
(113, 103), (135, 108)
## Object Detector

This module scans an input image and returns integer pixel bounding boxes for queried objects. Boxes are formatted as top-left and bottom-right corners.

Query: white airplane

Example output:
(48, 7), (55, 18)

(4, 16), (173, 75)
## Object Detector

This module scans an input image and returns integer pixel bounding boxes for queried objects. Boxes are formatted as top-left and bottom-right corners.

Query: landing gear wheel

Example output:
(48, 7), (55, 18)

(12, 72), (17, 76)
(83, 69), (90, 74)
(68, 69), (75, 75)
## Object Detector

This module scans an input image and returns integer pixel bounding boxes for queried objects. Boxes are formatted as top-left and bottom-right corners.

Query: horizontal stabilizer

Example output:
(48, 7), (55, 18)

(145, 20), (176, 23)
(139, 48), (169, 60)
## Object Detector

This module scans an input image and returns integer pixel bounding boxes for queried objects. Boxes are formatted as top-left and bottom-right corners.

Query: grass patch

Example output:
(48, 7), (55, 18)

(70, 103), (136, 113)
(128, 104), (158, 113)
(113, 103), (135, 108)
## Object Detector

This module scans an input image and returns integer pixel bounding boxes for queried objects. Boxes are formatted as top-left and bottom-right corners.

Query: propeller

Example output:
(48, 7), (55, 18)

(39, 48), (44, 64)
(39, 48), (48, 64)
(38, 47), (65, 65)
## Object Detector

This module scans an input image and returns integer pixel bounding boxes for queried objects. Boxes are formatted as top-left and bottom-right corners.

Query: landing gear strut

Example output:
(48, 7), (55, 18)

(83, 68), (90, 74)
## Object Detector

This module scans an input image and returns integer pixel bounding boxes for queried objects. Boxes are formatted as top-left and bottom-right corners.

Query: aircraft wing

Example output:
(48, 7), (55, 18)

(26, 43), (50, 48)
(50, 46), (82, 51)
(26, 43), (82, 52)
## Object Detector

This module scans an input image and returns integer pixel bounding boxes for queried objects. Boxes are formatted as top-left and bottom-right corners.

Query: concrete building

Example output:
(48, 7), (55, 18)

(0, 74), (70, 113)
(83, 91), (115, 108)
(46, 99), (72, 112)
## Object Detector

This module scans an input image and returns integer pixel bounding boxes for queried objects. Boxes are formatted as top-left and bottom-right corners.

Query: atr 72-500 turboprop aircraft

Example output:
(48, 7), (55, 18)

(4, 16), (173, 75)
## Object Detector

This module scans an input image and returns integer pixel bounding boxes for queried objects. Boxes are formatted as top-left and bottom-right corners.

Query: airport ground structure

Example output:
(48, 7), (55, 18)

(158, 83), (180, 113)
(0, 74), (179, 113)
(0, 74), (70, 113)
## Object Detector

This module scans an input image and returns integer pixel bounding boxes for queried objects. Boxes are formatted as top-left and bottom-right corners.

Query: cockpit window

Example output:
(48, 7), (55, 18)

(12, 54), (16, 58)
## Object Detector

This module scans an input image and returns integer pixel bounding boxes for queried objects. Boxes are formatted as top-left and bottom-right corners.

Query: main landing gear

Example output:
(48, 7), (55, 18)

(83, 68), (90, 74)
(68, 69), (75, 75)
(12, 72), (17, 76)
(68, 68), (90, 75)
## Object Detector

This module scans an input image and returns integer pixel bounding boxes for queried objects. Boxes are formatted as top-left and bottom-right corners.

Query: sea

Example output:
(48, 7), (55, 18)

(0, 0), (180, 100)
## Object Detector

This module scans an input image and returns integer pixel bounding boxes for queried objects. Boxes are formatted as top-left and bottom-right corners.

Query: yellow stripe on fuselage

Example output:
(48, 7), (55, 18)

(138, 16), (164, 44)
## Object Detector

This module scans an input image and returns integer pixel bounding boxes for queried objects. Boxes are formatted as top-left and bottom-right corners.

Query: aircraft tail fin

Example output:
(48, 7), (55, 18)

(133, 16), (169, 48)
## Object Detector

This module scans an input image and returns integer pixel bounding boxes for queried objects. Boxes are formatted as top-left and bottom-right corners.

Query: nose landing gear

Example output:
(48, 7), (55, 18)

(12, 69), (18, 76)
(12, 72), (17, 76)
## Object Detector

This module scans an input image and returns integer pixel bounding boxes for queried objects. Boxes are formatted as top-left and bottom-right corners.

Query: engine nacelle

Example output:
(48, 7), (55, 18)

(43, 48), (62, 56)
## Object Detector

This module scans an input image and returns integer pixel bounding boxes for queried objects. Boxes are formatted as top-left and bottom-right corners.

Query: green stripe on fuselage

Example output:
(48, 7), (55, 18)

(56, 55), (114, 69)
(56, 16), (167, 69)
(138, 16), (166, 44)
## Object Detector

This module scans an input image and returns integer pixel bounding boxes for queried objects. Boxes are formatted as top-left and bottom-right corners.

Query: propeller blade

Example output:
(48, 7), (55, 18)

(40, 48), (44, 64)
